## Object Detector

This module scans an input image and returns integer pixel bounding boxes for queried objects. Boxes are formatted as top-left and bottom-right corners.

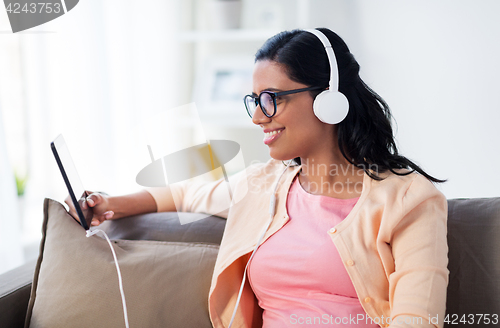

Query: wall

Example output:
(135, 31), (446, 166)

(309, 0), (500, 198)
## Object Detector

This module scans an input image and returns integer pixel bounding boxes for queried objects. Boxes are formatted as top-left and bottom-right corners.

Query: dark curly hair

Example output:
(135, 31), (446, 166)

(255, 28), (445, 183)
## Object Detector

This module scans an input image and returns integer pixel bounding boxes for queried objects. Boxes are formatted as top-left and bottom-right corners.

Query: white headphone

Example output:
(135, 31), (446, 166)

(306, 29), (349, 125)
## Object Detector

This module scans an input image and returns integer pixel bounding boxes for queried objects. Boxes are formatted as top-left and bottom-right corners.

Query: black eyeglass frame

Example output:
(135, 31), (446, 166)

(243, 86), (325, 118)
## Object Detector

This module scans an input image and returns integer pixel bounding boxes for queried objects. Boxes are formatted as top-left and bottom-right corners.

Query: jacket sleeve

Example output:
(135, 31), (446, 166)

(144, 166), (250, 219)
(388, 175), (449, 328)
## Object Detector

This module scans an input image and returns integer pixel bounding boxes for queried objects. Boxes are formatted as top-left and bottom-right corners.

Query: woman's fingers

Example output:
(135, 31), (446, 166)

(85, 192), (109, 215)
(86, 192), (102, 207)
(66, 191), (113, 226)
(104, 211), (114, 219)
(91, 219), (101, 226)
(90, 211), (115, 226)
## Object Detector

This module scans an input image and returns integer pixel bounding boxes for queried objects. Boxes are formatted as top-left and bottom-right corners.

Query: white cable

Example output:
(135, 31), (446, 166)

(86, 228), (130, 328)
(228, 160), (293, 328)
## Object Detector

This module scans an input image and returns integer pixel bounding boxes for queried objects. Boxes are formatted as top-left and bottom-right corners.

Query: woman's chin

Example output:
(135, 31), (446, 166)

(268, 149), (296, 162)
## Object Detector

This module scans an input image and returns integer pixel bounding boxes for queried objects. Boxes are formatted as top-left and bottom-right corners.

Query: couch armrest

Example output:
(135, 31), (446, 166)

(0, 259), (37, 328)
(446, 198), (500, 323)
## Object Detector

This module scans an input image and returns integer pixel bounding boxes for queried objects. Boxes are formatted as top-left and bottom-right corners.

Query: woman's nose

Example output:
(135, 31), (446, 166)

(252, 105), (271, 126)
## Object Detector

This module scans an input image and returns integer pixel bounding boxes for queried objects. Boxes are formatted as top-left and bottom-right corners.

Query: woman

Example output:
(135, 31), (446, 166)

(70, 28), (449, 328)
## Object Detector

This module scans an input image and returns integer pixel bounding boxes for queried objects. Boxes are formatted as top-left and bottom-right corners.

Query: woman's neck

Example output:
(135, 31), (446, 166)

(297, 155), (365, 199)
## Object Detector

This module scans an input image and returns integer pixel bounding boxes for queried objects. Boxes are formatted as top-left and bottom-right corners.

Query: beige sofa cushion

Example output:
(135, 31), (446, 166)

(25, 198), (218, 328)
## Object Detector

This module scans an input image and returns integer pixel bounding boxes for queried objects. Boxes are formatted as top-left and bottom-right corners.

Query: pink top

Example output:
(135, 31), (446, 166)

(248, 176), (378, 327)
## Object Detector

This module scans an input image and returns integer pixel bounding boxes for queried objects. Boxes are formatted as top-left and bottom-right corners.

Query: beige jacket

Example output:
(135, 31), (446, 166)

(146, 159), (449, 328)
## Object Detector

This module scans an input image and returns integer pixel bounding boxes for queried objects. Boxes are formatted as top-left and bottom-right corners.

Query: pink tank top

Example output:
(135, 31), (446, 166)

(248, 176), (378, 327)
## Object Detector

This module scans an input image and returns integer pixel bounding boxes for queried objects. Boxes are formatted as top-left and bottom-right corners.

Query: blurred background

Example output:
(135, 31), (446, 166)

(1, 0), (499, 274)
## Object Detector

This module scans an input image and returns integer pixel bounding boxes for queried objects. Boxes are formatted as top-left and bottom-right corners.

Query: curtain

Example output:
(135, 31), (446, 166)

(0, 103), (24, 274)
(0, 0), (184, 272)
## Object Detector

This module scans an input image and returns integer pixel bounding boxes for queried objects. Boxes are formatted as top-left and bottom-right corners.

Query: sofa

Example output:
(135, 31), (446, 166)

(1, 197), (499, 327)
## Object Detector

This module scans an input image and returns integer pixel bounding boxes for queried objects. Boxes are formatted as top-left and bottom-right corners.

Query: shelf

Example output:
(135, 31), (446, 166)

(177, 29), (281, 42)
(158, 115), (256, 129)
(199, 117), (257, 128)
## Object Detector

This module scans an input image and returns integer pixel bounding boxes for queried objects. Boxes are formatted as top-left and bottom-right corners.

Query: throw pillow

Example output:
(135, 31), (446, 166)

(25, 198), (219, 328)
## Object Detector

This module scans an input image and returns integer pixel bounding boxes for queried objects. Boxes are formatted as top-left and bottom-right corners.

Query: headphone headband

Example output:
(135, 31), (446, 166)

(305, 28), (349, 125)
(305, 29), (338, 92)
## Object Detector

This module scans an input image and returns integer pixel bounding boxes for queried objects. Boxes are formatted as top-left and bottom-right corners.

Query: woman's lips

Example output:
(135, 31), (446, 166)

(263, 128), (284, 145)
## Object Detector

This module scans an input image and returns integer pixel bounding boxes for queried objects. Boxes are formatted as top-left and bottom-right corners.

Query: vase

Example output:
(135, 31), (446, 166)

(207, 0), (243, 30)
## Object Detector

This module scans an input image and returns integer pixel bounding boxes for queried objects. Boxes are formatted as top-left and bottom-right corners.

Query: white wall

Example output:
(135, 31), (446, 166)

(310, 0), (500, 198)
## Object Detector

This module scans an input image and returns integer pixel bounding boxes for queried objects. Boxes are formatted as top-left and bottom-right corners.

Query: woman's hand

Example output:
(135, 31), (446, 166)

(65, 191), (115, 227)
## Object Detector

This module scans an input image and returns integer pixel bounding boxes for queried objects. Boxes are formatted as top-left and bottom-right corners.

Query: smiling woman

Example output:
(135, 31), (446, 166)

(64, 28), (449, 328)
(203, 28), (449, 328)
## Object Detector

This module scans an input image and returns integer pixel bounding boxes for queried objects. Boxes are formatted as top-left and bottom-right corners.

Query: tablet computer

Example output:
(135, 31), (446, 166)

(51, 134), (93, 230)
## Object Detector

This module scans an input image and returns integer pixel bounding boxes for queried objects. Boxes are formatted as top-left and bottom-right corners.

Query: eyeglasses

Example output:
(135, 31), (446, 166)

(243, 86), (325, 118)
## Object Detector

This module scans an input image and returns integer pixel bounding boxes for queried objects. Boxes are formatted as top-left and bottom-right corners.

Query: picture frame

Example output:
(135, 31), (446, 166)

(193, 55), (254, 122)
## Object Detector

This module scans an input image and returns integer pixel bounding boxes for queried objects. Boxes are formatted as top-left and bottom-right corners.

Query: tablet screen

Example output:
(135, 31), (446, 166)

(51, 134), (93, 230)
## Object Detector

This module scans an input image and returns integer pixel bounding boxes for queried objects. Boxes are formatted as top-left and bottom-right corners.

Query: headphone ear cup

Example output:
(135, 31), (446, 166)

(313, 91), (349, 124)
